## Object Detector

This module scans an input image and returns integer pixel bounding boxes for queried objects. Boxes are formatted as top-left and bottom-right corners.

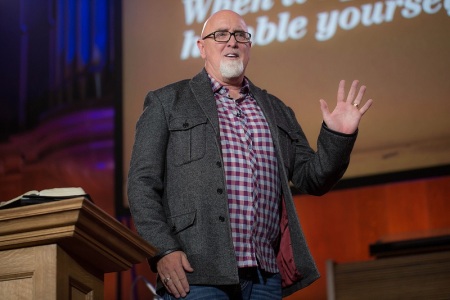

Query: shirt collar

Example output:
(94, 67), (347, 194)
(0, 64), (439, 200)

(208, 73), (250, 95)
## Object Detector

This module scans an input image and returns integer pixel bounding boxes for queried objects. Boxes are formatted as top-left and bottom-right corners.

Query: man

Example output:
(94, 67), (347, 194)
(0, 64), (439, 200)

(127, 10), (372, 300)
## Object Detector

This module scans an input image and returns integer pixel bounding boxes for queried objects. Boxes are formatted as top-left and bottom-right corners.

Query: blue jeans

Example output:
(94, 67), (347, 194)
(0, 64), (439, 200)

(162, 267), (282, 300)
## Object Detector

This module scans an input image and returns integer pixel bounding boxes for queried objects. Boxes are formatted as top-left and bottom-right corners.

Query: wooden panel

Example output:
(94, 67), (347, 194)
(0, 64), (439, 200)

(287, 175), (450, 300)
(330, 251), (450, 299)
(0, 244), (102, 300)
(0, 245), (57, 300)
(0, 273), (33, 300)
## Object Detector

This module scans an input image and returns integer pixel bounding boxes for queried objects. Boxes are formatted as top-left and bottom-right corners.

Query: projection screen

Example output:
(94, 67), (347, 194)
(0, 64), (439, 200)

(122, 0), (450, 201)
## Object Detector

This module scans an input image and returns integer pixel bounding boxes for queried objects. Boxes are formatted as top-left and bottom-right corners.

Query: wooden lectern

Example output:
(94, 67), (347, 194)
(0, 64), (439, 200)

(0, 197), (157, 300)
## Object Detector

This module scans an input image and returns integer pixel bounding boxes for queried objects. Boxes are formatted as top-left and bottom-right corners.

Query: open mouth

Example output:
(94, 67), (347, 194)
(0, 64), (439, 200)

(224, 53), (239, 58)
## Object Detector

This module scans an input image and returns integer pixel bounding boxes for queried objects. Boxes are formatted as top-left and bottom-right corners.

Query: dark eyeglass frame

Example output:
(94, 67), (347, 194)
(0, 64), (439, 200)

(202, 30), (252, 43)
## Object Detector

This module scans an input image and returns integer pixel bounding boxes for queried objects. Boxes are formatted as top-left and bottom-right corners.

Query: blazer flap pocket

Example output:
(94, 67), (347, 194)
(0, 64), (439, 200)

(168, 210), (197, 234)
(169, 116), (207, 131)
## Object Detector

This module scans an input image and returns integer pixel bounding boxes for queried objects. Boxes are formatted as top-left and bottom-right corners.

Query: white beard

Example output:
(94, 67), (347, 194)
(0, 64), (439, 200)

(220, 59), (244, 79)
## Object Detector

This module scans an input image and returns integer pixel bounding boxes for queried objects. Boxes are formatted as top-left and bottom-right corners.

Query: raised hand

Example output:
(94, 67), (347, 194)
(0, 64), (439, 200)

(319, 80), (373, 134)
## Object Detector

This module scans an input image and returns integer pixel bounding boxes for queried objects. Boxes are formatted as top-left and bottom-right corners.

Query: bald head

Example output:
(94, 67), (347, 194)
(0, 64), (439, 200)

(201, 10), (249, 38)
(197, 10), (252, 86)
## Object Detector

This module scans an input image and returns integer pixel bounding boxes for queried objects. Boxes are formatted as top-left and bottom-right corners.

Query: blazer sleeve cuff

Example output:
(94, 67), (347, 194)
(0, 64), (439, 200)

(322, 121), (358, 137)
(149, 247), (183, 273)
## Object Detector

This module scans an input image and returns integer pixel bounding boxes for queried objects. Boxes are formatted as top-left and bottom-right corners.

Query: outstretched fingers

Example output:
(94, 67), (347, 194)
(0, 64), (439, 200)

(337, 80), (346, 103)
(345, 80), (360, 104)
(359, 98), (373, 115)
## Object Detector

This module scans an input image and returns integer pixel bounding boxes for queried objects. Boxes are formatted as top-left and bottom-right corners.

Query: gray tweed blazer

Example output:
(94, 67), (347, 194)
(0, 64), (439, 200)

(127, 69), (357, 297)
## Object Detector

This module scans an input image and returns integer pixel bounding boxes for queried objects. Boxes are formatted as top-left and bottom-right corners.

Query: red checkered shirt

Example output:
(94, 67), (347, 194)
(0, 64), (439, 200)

(209, 75), (281, 273)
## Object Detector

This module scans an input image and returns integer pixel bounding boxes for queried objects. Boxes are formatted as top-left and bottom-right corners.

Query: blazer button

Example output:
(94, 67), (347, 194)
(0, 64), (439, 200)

(219, 216), (225, 222)
(171, 225), (177, 232)
(216, 161), (222, 168)
(183, 122), (189, 128)
(217, 188), (223, 194)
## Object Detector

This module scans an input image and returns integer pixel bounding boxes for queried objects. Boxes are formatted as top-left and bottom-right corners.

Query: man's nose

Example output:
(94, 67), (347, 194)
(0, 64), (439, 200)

(227, 37), (239, 47)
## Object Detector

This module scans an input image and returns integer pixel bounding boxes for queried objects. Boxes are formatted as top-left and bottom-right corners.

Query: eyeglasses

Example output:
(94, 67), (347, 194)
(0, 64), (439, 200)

(202, 31), (251, 43)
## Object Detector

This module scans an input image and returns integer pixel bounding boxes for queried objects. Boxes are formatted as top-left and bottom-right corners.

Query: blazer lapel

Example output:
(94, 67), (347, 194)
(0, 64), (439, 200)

(189, 69), (220, 137)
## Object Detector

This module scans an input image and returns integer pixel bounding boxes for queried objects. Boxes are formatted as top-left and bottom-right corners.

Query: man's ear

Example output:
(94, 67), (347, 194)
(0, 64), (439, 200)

(197, 40), (207, 59)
